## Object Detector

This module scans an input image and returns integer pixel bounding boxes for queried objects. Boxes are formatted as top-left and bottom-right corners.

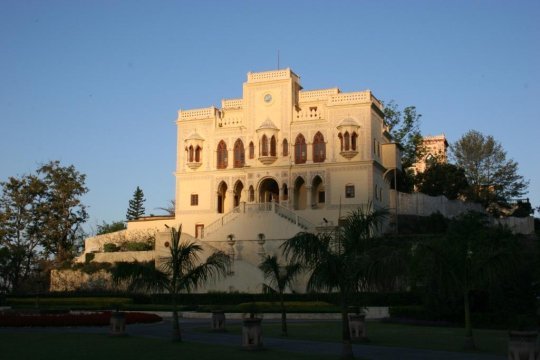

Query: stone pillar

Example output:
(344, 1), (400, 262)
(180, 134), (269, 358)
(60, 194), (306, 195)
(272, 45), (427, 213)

(211, 310), (226, 332)
(305, 186), (313, 208)
(242, 317), (263, 350)
(227, 190), (235, 212)
(306, 142), (313, 163)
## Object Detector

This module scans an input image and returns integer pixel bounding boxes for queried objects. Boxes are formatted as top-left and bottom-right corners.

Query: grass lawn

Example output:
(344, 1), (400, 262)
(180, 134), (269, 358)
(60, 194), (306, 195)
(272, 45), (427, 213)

(204, 321), (508, 355)
(0, 333), (336, 360)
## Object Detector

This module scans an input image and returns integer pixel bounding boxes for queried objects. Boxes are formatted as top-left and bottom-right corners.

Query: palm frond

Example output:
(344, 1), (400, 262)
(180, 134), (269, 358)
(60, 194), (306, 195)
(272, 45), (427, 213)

(111, 261), (168, 293)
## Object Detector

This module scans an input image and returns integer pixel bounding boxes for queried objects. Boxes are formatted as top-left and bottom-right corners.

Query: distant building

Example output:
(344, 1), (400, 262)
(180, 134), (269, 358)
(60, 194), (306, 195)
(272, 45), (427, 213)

(413, 134), (448, 173)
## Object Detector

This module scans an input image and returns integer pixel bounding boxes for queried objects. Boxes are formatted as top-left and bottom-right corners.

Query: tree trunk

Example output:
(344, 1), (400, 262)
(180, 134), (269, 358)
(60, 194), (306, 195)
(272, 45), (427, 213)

(463, 289), (475, 350)
(280, 292), (287, 337)
(171, 293), (182, 341)
(340, 290), (354, 359)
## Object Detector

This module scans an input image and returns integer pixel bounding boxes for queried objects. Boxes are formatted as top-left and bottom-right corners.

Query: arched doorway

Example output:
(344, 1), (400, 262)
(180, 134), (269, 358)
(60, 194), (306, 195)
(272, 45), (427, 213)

(312, 175), (324, 209)
(294, 176), (307, 210)
(234, 180), (244, 207)
(217, 181), (228, 213)
(258, 178), (279, 203)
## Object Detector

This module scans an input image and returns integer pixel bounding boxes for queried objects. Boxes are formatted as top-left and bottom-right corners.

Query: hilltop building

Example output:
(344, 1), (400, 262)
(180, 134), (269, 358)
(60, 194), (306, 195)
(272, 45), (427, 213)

(66, 69), (402, 292)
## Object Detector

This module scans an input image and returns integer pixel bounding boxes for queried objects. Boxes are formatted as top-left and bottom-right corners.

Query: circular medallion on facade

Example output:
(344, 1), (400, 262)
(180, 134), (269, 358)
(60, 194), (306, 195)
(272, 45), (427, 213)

(264, 93), (272, 103)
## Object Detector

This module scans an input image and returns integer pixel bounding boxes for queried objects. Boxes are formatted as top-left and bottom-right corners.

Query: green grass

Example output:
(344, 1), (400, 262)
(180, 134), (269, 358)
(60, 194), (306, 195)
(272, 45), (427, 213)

(203, 321), (508, 355)
(0, 333), (336, 360)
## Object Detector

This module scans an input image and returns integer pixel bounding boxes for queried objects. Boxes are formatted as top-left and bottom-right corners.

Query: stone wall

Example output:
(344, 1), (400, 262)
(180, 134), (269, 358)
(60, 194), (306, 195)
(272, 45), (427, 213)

(50, 269), (113, 292)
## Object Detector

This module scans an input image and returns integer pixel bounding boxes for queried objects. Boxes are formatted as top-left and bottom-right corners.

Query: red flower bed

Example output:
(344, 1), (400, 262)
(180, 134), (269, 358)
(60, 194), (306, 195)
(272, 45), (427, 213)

(0, 311), (162, 327)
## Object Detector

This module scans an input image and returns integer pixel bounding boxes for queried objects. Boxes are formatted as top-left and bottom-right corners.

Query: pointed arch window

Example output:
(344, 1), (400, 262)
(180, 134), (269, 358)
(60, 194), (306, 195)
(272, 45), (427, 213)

(270, 135), (276, 156)
(351, 132), (357, 151)
(217, 140), (228, 169)
(294, 134), (307, 164)
(249, 141), (254, 159)
(233, 139), (245, 168)
(338, 133), (344, 152)
(195, 146), (201, 162)
(261, 135), (269, 156)
(313, 131), (325, 163)
(282, 139), (289, 156)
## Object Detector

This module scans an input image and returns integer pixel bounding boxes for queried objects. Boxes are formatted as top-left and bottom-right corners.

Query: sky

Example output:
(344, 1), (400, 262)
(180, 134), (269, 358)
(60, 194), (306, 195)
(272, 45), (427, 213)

(1, 0), (539, 232)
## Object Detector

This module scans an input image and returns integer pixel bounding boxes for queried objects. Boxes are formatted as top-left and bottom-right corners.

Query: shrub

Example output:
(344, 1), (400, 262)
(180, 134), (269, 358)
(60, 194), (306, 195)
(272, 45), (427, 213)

(103, 243), (119, 252)
(0, 311), (161, 327)
(121, 241), (153, 251)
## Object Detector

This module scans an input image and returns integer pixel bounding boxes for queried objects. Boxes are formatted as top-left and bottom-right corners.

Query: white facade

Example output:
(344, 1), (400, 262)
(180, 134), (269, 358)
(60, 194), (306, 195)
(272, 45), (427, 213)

(73, 69), (402, 293)
(174, 68), (400, 242)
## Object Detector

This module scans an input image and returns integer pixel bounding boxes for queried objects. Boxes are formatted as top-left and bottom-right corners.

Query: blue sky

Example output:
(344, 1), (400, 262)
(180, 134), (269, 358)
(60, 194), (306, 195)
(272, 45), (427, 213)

(1, 0), (539, 231)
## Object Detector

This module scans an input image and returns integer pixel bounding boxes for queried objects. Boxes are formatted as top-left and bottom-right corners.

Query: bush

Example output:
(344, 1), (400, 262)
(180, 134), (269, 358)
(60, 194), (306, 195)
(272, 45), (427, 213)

(121, 241), (153, 251)
(103, 243), (119, 252)
(0, 311), (161, 327)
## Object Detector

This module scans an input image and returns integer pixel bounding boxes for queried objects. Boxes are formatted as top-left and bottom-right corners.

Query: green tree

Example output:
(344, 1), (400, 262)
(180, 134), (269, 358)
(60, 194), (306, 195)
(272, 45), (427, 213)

(258, 255), (302, 337)
(112, 225), (230, 341)
(452, 130), (528, 213)
(96, 221), (126, 235)
(282, 207), (404, 359)
(0, 174), (45, 291)
(126, 186), (145, 220)
(37, 161), (89, 263)
(415, 163), (469, 200)
(414, 212), (518, 349)
(383, 101), (424, 170)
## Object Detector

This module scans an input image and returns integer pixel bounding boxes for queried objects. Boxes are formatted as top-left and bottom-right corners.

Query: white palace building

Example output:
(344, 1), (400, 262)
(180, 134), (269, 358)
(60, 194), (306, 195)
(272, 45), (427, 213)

(57, 69), (423, 292)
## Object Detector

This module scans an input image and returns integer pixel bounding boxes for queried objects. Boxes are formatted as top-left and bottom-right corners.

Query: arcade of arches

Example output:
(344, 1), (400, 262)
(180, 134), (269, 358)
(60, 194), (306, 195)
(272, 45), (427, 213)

(216, 175), (326, 213)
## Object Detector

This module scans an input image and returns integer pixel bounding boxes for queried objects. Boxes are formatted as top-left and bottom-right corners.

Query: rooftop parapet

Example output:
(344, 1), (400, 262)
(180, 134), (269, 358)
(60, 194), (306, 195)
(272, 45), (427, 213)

(178, 106), (218, 121)
(221, 98), (243, 109)
(247, 68), (300, 83)
(299, 88), (341, 102)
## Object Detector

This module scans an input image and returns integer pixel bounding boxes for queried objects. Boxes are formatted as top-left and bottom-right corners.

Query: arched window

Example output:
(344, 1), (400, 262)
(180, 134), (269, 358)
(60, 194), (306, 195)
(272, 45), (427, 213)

(313, 131), (325, 163)
(351, 132), (357, 151)
(338, 133), (344, 152)
(217, 140), (228, 169)
(344, 132), (350, 151)
(188, 145), (194, 162)
(233, 139), (245, 168)
(294, 134), (307, 164)
(282, 139), (289, 156)
(195, 146), (201, 162)
(249, 141), (254, 159)
(261, 135), (269, 156)
(270, 135), (276, 156)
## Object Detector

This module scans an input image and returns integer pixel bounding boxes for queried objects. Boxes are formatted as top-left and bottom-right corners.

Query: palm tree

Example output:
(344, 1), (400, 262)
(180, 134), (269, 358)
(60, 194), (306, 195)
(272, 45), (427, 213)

(258, 255), (302, 336)
(281, 206), (401, 359)
(415, 211), (517, 350)
(111, 224), (230, 341)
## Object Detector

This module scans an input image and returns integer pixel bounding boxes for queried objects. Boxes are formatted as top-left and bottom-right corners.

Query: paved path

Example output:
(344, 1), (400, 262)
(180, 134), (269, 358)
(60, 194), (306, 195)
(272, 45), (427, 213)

(0, 317), (505, 360)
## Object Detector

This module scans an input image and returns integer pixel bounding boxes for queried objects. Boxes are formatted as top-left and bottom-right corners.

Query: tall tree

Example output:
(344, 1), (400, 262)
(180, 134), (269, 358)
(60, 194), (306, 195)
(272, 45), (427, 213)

(112, 225), (230, 341)
(0, 174), (45, 291)
(282, 207), (404, 359)
(452, 130), (528, 213)
(126, 186), (146, 220)
(415, 163), (469, 200)
(415, 212), (518, 349)
(383, 101), (424, 169)
(37, 161), (89, 263)
(383, 101), (424, 192)
(258, 255), (302, 337)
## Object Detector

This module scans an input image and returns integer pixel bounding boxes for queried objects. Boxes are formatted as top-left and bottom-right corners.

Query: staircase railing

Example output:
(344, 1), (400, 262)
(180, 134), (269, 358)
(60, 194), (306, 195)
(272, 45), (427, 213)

(202, 201), (315, 238)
